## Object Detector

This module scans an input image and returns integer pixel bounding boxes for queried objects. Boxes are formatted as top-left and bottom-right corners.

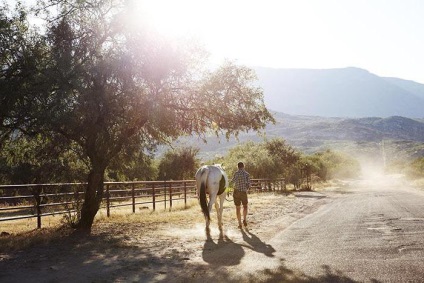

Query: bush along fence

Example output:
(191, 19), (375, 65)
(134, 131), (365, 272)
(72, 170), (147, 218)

(0, 178), (285, 229)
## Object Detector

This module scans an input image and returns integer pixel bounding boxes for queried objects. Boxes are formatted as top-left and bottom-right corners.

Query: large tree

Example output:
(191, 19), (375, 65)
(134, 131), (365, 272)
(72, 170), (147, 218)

(2, 0), (274, 233)
(0, 3), (46, 143)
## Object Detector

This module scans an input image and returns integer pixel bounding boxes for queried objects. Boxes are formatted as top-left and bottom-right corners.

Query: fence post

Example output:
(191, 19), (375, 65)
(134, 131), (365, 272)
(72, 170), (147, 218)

(74, 188), (80, 218)
(184, 181), (187, 208)
(106, 184), (110, 217)
(33, 187), (42, 229)
(132, 183), (135, 213)
(152, 183), (156, 211)
(169, 183), (172, 210)
(164, 181), (167, 210)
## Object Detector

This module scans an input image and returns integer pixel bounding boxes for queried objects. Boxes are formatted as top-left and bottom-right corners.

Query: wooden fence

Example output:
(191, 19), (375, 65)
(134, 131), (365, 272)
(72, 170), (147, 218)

(0, 178), (285, 229)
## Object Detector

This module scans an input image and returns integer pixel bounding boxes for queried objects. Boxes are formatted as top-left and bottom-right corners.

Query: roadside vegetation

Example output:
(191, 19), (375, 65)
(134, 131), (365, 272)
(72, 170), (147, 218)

(386, 157), (424, 188)
(0, 137), (360, 190)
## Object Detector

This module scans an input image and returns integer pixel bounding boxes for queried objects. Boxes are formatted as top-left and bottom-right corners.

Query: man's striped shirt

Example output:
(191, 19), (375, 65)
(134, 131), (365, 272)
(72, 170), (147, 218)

(231, 169), (250, 192)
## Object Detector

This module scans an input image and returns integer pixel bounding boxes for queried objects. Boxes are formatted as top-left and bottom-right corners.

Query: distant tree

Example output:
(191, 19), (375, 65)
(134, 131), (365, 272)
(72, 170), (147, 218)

(300, 155), (327, 181)
(264, 138), (300, 178)
(405, 157), (424, 179)
(219, 138), (299, 180)
(106, 149), (157, 182)
(2, 0), (274, 232)
(157, 147), (200, 180)
(309, 150), (360, 180)
(218, 141), (262, 178)
(286, 163), (302, 189)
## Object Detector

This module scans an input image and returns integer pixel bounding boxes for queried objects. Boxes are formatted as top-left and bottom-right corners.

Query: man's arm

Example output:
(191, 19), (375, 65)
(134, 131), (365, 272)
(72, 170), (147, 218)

(230, 173), (236, 185)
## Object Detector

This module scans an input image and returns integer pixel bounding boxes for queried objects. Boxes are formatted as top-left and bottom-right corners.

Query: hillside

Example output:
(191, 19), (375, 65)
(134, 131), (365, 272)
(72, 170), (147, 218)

(173, 113), (424, 162)
(254, 67), (424, 118)
(266, 114), (424, 142)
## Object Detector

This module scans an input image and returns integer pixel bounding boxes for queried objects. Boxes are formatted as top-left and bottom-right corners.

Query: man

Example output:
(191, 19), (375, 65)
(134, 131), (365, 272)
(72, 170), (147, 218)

(231, 161), (250, 228)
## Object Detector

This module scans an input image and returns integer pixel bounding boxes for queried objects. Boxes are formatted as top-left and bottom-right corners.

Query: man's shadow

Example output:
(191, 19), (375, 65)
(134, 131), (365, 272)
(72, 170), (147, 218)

(202, 228), (276, 266)
(202, 229), (245, 266)
(241, 228), (275, 257)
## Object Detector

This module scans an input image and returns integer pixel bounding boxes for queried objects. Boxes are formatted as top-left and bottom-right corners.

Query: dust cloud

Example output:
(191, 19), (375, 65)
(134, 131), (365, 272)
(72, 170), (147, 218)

(356, 157), (409, 189)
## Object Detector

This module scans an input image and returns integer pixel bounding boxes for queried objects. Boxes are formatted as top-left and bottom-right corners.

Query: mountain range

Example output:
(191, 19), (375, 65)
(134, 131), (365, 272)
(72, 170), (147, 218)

(174, 112), (424, 162)
(170, 67), (424, 162)
(254, 67), (424, 118)
(265, 112), (424, 143)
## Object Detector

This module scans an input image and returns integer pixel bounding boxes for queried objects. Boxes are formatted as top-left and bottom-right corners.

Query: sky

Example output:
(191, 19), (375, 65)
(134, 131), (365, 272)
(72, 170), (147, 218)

(9, 0), (424, 84)
(139, 0), (424, 84)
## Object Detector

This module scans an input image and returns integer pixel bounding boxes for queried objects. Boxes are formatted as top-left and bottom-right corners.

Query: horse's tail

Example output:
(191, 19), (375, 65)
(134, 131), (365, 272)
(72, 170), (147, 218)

(199, 168), (210, 221)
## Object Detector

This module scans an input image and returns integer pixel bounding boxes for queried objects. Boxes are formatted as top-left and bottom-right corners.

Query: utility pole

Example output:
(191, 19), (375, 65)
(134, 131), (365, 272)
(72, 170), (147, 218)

(381, 139), (386, 169)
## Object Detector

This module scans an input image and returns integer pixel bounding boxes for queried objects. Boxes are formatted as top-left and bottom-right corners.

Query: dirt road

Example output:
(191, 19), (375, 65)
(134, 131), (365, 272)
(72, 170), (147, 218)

(273, 175), (424, 282)
(1, 175), (424, 282)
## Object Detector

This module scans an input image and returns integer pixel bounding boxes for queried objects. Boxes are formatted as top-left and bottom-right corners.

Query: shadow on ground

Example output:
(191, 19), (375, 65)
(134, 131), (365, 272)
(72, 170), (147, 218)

(0, 228), (381, 283)
(292, 192), (328, 199)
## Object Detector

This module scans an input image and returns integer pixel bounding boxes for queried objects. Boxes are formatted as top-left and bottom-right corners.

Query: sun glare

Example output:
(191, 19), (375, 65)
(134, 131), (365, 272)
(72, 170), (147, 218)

(132, 1), (372, 72)
(137, 0), (205, 38)
(133, 0), (333, 68)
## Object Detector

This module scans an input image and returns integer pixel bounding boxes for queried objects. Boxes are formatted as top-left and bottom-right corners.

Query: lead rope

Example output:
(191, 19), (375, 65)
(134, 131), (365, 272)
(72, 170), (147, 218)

(225, 187), (233, 202)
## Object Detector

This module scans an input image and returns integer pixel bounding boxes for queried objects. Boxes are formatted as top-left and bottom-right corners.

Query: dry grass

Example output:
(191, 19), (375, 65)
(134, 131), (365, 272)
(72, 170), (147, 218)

(0, 226), (72, 253)
(0, 198), (203, 252)
(0, 192), (294, 253)
(95, 198), (202, 224)
(1, 215), (65, 234)
(313, 179), (348, 191)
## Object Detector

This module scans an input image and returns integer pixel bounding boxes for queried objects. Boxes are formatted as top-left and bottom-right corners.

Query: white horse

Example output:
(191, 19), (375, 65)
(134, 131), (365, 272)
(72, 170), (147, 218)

(195, 164), (228, 230)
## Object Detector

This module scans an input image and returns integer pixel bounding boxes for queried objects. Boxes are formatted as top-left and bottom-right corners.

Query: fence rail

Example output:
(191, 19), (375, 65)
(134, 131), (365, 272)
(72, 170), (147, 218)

(0, 178), (284, 229)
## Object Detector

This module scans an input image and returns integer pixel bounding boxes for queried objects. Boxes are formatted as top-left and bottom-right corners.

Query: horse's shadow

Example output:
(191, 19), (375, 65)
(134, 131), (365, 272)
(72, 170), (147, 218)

(241, 228), (275, 257)
(202, 229), (245, 266)
(202, 228), (275, 266)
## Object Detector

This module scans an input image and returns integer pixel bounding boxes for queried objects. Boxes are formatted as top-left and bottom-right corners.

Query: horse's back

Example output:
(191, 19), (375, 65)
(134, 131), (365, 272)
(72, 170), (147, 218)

(195, 165), (228, 187)
(195, 165), (210, 184)
(195, 165), (228, 193)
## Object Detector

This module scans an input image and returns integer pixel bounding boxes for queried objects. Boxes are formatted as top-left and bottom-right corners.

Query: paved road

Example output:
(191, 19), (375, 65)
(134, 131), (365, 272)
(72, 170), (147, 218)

(271, 175), (424, 282)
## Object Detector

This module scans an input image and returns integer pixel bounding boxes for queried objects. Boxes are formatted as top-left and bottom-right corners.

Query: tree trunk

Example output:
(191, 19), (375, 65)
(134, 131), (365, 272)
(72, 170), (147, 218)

(76, 166), (105, 233)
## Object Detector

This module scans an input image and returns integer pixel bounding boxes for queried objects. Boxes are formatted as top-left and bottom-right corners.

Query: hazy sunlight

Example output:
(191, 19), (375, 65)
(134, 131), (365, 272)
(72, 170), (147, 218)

(9, 0), (424, 82)
(133, 0), (424, 83)
(136, 0), (332, 67)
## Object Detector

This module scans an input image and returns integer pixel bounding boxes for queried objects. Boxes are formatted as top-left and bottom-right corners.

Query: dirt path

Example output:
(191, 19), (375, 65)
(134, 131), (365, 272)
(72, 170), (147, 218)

(0, 189), (336, 283)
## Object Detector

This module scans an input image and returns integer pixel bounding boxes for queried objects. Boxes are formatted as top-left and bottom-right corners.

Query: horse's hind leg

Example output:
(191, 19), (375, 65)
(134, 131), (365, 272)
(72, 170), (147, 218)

(214, 199), (221, 228)
(217, 193), (225, 229)
(207, 193), (217, 229)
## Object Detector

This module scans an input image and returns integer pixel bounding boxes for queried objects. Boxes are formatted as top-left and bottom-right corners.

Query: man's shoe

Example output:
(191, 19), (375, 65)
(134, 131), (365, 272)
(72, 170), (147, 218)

(243, 220), (247, 227)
